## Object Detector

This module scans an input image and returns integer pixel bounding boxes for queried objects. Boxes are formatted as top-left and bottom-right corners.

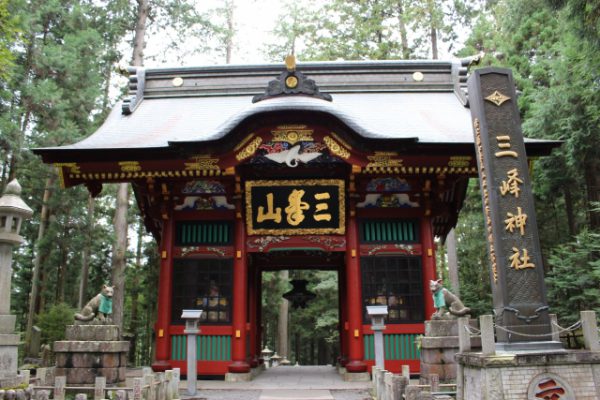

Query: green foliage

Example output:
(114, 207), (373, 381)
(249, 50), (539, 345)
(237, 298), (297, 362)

(36, 303), (74, 345)
(0, 0), (20, 79)
(266, 0), (478, 61)
(455, 181), (493, 316)
(546, 229), (600, 324)
(288, 270), (339, 364)
(457, 0), (600, 317)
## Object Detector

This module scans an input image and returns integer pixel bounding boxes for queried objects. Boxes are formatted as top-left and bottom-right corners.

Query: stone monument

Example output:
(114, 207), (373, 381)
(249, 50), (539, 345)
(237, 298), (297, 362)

(0, 180), (33, 387)
(54, 285), (129, 384)
(455, 67), (600, 399)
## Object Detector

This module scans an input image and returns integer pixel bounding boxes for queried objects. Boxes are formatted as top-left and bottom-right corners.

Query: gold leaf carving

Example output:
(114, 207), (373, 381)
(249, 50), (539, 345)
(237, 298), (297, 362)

(234, 134), (255, 151)
(54, 163), (81, 174)
(119, 161), (141, 172)
(184, 157), (220, 171)
(485, 90), (511, 106)
(236, 136), (263, 161)
(366, 153), (403, 168)
(323, 136), (350, 159)
(329, 131), (352, 150)
(271, 127), (314, 145)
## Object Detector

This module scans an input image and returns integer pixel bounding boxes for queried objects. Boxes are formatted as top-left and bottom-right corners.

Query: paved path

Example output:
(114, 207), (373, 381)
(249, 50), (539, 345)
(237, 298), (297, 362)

(179, 366), (372, 400)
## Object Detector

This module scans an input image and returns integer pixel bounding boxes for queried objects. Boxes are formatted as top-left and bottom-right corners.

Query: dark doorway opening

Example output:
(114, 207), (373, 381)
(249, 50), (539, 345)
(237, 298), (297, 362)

(254, 251), (343, 366)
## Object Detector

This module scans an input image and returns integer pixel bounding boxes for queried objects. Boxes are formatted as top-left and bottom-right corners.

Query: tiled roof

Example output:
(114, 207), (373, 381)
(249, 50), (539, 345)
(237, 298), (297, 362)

(33, 59), (557, 160)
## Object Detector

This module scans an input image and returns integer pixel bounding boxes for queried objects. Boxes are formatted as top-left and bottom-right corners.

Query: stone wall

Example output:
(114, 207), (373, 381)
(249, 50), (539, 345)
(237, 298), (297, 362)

(458, 351), (600, 399)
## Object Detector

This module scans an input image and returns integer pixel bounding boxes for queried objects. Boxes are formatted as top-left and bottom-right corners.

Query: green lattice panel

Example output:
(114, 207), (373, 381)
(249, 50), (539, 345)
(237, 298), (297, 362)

(363, 333), (421, 360)
(171, 335), (231, 361)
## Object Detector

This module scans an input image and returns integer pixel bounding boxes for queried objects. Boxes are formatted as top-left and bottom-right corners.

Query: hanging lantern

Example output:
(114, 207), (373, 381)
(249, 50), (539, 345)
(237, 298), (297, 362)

(282, 279), (316, 309)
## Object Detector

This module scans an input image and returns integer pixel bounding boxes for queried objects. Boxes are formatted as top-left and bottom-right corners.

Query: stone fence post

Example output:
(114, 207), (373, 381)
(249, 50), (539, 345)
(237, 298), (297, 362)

(94, 377), (105, 400)
(457, 317), (471, 352)
(53, 377), (66, 400)
(581, 311), (600, 351)
(401, 365), (410, 379)
(480, 315), (495, 355)
(158, 373), (166, 400)
(132, 378), (143, 400)
(165, 371), (173, 400)
(172, 368), (180, 400)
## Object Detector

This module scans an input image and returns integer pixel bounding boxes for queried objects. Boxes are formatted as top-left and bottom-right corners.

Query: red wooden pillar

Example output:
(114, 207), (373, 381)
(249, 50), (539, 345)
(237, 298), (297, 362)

(338, 265), (348, 367)
(229, 209), (250, 373)
(152, 216), (174, 372)
(248, 263), (259, 367)
(256, 269), (263, 362)
(420, 216), (437, 319)
(345, 202), (367, 373)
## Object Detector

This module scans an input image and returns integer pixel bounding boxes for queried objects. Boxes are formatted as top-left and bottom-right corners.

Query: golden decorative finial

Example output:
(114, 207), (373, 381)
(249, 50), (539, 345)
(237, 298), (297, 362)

(285, 54), (296, 72)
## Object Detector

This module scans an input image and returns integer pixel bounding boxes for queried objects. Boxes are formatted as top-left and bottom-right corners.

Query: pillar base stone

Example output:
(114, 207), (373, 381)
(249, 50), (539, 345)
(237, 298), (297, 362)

(151, 360), (172, 372)
(343, 371), (371, 382)
(225, 372), (252, 382)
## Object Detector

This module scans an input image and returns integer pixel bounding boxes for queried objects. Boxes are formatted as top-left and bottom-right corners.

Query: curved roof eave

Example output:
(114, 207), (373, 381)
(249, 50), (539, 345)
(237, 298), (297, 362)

(168, 95), (418, 148)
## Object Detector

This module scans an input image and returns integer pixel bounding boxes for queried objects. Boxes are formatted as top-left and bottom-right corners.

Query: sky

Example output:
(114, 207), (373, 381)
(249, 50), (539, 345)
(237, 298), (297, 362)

(144, 0), (286, 67)
(141, 0), (463, 68)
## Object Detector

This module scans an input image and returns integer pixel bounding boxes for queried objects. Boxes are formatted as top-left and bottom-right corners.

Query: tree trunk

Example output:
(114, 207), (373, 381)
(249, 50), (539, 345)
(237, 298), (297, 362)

(225, 0), (235, 63)
(563, 187), (576, 236)
(128, 219), (144, 364)
(446, 228), (460, 295)
(132, 0), (150, 66)
(277, 270), (289, 359)
(78, 194), (95, 309)
(584, 158), (600, 230)
(397, 0), (411, 59)
(111, 183), (129, 332)
(430, 25), (438, 59)
(25, 175), (54, 354)
(110, 0), (148, 335)
(56, 240), (67, 303)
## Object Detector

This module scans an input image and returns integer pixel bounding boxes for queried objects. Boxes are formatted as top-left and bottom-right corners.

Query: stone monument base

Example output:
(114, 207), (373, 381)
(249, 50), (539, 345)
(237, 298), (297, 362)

(54, 325), (129, 384)
(457, 350), (600, 399)
(420, 319), (481, 384)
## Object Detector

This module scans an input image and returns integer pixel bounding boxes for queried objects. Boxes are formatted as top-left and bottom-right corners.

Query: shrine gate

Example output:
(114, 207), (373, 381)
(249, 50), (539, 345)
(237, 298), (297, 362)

(34, 58), (555, 378)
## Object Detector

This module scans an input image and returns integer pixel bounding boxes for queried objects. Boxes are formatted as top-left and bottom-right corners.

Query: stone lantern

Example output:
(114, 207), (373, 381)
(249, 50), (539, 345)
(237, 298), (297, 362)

(366, 305), (388, 369)
(181, 309), (203, 395)
(0, 180), (33, 381)
(261, 346), (273, 368)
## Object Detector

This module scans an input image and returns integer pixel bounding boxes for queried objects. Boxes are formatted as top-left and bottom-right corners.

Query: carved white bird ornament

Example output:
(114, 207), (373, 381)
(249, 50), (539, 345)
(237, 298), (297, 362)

(264, 145), (322, 167)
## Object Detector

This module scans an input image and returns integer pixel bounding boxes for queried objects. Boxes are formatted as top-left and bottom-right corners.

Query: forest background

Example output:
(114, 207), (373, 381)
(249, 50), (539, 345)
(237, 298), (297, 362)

(0, 0), (598, 366)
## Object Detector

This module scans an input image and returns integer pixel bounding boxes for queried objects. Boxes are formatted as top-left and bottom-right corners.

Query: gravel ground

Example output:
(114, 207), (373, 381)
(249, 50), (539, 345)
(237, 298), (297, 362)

(184, 390), (261, 400)
(183, 389), (372, 400)
(330, 389), (372, 400)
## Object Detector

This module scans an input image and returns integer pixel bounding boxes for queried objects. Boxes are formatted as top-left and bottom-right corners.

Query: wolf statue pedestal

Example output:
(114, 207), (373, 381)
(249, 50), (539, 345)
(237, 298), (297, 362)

(54, 325), (129, 384)
(420, 319), (481, 385)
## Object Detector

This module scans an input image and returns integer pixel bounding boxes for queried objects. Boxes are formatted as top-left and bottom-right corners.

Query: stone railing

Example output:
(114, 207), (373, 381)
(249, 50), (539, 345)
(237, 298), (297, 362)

(11, 368), (181, 400)
(372, 367), (456, 400)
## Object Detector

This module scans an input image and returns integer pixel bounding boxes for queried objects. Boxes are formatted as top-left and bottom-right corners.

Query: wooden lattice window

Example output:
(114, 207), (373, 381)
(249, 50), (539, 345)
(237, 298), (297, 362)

(361, 256), (424, 323)
(171, 258), (233, 325)
(175, 221), (233, 246)
(360, 220), (418, 243)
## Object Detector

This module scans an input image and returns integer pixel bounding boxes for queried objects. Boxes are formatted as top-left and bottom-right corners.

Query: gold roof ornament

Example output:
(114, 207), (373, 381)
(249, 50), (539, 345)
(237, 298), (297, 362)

(285, 54), (296, 72)
(252, 54), (332, 103)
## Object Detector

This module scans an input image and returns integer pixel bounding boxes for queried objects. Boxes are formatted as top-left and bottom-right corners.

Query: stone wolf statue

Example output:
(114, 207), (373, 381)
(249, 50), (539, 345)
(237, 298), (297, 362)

(429, 279), (470, 319)
(74, 284), (113, 324)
